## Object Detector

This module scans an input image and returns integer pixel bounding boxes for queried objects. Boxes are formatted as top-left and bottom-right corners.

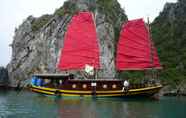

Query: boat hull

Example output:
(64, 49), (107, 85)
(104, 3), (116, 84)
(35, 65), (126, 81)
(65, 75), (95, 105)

(30, 84), (162, 98)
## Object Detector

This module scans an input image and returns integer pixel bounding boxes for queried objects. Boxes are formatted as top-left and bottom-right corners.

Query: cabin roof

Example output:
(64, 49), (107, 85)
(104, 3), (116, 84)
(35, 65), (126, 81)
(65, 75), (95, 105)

(33, 73), (70, 79)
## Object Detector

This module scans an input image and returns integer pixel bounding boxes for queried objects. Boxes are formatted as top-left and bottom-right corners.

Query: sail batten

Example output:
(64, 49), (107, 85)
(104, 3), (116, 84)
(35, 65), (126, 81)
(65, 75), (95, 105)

(57, 12), (100, 70)
(116, 18), (162, 70)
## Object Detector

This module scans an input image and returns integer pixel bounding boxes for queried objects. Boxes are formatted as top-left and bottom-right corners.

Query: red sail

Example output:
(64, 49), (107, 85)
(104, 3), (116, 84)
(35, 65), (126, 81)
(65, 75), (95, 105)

(57, 12), (100, 70)
(116, 19), (162, 70)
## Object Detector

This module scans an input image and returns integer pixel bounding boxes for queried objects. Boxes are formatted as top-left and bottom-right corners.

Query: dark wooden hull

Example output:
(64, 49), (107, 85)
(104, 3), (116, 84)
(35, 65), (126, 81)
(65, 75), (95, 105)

(30, 79), (162, 97)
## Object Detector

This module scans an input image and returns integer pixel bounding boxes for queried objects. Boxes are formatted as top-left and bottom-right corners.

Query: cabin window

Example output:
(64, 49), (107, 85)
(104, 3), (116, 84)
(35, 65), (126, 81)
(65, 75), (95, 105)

(82, 84), (87, 89)
(103, 84), (107, 89)
(112, 84), (117, 89)
(72, 84), (77, 88)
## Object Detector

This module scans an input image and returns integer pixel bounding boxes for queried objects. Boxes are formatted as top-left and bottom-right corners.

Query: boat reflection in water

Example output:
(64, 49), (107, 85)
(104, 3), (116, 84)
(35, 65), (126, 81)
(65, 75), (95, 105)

(55, 97), (161, 118)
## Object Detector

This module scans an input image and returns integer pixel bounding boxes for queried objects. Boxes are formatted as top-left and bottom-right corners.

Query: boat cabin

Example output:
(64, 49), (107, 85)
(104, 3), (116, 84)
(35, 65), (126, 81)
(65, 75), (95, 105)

(31, 74), (72, 88)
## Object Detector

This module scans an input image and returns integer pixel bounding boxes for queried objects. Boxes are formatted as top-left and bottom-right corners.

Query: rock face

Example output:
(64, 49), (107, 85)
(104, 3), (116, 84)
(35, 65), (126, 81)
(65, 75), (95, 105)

(0, 67), (9, 86)
(151, 0), (186, 93)
(7, 0), (127, 87)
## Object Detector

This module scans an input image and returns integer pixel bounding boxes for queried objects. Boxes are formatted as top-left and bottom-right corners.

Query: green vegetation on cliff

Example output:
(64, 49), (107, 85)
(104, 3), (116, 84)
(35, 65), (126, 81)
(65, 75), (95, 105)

(54, 1), (77, 16)
(96, 0), (127, 42)
(31, 14), (52, 31)
(151, 0), (186, 87)
(32, 0), (127, 34)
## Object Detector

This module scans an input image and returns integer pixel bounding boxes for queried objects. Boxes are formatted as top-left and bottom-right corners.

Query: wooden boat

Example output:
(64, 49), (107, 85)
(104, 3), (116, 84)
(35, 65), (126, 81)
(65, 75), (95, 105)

(30, 12), (163, 97)
(30, 74), (162, 97)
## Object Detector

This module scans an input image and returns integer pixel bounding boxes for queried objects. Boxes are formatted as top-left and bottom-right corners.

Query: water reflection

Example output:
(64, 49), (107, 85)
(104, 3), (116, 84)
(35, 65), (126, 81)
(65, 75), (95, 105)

(52, 97), (157, 118)
(0, 91), (186, 118)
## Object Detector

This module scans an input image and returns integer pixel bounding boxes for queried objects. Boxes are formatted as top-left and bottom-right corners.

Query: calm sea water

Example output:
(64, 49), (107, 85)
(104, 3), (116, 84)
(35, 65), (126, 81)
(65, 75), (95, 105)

(0, 90), (186, 118)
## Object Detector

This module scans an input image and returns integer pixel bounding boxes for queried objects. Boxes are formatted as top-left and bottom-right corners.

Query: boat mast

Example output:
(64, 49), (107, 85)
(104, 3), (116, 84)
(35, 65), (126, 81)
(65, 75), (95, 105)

(92, 12), (98, 80)
(147, 17), (154, 67)
(147, 17), (156, 79)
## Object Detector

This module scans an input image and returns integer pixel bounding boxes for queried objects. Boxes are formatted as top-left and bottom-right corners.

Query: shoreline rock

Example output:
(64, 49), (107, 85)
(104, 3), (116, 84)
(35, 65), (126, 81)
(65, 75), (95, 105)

(163, 91), (186, 96)
(160, 85), (186, 97)
(0, 67), (9, 87)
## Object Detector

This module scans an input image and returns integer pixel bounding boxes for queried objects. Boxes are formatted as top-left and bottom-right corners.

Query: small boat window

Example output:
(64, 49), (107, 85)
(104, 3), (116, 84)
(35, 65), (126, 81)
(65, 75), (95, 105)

(103, 84), (107, 89)
(72, 84), (77, 88)
(82, 84), (87, 89)
(112, 84), (117, 89)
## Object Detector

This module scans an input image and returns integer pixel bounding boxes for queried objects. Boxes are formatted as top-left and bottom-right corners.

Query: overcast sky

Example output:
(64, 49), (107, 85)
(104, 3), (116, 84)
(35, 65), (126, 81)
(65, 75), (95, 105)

(0, 0), (177, 66)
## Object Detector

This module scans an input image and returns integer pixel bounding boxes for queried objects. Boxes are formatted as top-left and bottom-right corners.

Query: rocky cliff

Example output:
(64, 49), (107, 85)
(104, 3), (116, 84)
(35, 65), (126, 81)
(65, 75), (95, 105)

(151, 0), (186, 93)
(7, 0), (127, 87)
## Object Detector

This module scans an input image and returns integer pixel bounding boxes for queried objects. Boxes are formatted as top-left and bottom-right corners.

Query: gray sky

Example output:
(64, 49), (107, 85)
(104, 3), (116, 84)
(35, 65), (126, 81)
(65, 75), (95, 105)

(0, 0), (177, 66)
